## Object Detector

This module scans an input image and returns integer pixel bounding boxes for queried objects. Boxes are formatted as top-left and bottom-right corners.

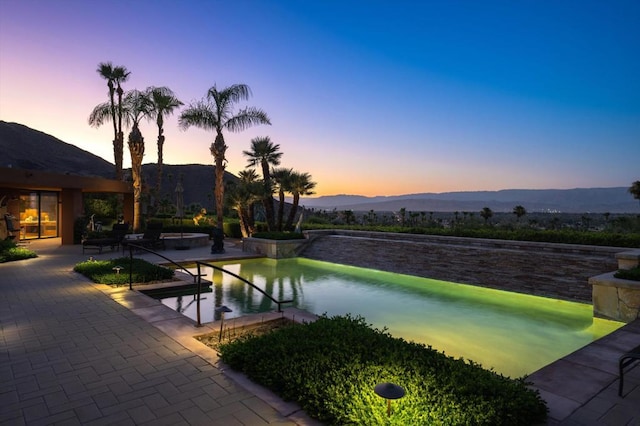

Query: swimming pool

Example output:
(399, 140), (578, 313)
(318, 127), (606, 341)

(155, 257), (622, 377)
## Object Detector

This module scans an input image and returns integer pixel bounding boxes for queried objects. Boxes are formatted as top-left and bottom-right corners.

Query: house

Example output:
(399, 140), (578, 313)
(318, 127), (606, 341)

(0, 166), (133, 245)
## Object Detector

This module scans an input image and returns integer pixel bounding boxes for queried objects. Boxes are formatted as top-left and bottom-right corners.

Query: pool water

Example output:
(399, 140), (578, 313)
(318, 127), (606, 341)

(159, 257), (622, 378)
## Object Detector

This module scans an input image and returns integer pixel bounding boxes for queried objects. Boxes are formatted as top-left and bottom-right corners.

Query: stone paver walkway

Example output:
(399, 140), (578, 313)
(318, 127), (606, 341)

(0, 239), (311, 425)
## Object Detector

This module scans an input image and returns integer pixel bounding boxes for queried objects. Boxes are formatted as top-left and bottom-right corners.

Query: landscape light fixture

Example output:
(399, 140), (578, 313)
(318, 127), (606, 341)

(215, 305), (233, 341)
(112, 266), (123, 275)
(374, 382), (405, 417)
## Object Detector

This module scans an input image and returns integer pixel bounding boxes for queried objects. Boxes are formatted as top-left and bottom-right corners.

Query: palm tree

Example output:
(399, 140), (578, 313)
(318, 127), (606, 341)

(146, 86), (183, 202)
(513, 205), (527, 222)
(91, 62), (130, 180)
(480, 207), (493, 225)
(243, 136), (282, 230)
(227, 170), (262, 237)
(285, 171), (316, 231)
(179, 84), (271, 230)
(271, 167), (293, 231)
(629, 181), (640, 205)
(122, 89), (153, 231)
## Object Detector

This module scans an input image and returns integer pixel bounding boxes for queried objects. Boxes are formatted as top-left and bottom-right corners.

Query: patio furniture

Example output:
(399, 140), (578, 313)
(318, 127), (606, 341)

(82, 223), (130, 254)
(619, 343), (640, 397)
(121, 222), (165, 253)
(4, 214), (24, 241)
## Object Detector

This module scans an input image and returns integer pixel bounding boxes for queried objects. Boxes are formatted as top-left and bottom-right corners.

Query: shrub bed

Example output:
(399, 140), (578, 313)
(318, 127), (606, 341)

(219, 315), (547, 425)
(74, 257), (174, 285)
(615, 266), (640, 281)
(0, 240), (37, 263)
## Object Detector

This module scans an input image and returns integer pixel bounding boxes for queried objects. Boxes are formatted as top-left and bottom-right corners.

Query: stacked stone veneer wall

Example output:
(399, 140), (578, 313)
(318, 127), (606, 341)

(300, 230), (623, 303)
(590, 250), (640, 322)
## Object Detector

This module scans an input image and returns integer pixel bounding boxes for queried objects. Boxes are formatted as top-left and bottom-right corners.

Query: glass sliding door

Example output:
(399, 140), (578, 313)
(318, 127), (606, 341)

(19, 191), (59, 239)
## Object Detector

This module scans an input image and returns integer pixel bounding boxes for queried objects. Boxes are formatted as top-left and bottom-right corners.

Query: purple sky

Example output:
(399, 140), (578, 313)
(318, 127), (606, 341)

(1, 0), (638, 196)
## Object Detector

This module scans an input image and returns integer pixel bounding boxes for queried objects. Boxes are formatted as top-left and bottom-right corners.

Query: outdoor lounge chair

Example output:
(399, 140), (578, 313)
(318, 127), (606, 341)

(121, 222), (165, 253)
(4, 214), (22, 241)
(619, 343), (640, 397)
(82, 223), (130, 254)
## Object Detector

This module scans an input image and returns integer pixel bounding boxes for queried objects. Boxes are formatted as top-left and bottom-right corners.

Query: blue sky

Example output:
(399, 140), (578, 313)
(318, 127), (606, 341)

(1, 0), (638, 196)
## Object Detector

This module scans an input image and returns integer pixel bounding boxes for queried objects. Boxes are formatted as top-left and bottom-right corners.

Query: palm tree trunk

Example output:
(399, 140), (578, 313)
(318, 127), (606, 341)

(285, 194), (300, 231)
(156, 132), (164, 204)
(129, 125), (145, 232)
(277, 189), (285, 231)
(211, 133), (227, 230)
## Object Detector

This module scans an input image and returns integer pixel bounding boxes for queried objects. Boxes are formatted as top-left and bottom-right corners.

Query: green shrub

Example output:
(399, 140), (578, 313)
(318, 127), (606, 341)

(615, 267), (640, 281)
(0, 240), (37, 263)
(251, 231), (305, 240)
(219, 315), (547, 425)
(74, 257), (174, 285)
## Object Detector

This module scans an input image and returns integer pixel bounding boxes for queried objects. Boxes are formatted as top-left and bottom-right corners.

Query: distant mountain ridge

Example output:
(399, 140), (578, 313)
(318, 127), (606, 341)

(1, 121), (637, 213)
(302, 188), (640, 213)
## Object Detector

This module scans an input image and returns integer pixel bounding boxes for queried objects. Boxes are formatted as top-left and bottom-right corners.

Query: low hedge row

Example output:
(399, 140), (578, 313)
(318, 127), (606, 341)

(73, 257), (174, 285)
(219, 315), (547, 425)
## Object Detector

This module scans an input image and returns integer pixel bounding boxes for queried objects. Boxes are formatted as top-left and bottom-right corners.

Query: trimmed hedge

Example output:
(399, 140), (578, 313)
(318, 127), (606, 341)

(219, 315), (547, 425)
(74, 257), (174, 285)
(251, 231), (305, 240)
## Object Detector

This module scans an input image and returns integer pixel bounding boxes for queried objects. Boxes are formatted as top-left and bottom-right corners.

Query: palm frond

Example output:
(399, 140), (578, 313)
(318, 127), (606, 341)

(178, 102), (218, 131)
(226, 107), (271, 132)
(88, 102), (113, 127)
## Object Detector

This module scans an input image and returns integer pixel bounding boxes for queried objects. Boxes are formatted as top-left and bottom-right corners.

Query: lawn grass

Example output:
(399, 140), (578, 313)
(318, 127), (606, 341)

(0, 240), (37, 263)
(74, 257), (174, 285)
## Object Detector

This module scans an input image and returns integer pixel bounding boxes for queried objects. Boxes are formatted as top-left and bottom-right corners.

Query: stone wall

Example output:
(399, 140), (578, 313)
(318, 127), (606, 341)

(300, 230), (623, 303)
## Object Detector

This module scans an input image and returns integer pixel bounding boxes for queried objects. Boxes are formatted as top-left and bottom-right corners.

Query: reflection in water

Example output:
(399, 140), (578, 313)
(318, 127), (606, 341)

(155, 258), (622, 377)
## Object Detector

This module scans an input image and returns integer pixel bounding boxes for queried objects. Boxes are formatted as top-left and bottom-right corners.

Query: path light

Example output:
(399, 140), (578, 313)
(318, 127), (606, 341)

(215, 305), (233, 341)
(112, 266), (123, 275)
(374, 382), (405, 417)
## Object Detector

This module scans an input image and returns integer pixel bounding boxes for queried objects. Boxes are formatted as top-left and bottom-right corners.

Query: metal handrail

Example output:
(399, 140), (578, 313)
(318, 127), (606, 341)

(126, 244), (199, 290)
(194, 260), (294, 327)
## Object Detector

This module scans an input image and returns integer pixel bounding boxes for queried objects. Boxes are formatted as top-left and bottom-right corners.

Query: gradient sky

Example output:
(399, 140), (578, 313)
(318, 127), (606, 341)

(1, 0), (638, 197)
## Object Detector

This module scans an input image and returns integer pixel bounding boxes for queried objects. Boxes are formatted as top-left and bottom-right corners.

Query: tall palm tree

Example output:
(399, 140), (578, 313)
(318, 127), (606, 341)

(285, 171), (316, 231)
(122, 89), (153, 231)
(629, 181), (640, 205)
(146, 86), (183, 202)
(91, 62), (129, 180)
(271, 167), (293, 231)
(179, 84), (271, 230)
(243, 136), (282, 230)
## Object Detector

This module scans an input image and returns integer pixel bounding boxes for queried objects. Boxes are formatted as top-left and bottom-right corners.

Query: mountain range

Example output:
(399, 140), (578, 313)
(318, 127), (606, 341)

(1, 120), (638, 213)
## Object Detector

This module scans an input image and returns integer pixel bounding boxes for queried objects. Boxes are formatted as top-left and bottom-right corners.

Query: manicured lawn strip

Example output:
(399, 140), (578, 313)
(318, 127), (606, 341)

(219, 315), (547, 425)
(74, 257), (174, 285)
(0, 240), (37, 263)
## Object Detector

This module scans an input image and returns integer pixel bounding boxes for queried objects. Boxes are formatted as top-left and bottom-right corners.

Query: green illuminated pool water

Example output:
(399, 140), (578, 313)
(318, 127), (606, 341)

(161, 257), (622, 378)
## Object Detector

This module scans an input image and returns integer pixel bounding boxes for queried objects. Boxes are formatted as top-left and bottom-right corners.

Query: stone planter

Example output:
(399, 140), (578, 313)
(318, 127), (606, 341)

(590, 249), (640, 322)
(242, 237), (307, 259)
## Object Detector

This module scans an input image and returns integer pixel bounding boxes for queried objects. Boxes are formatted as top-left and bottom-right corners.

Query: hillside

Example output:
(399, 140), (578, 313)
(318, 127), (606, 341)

(0, 121), (114, 177)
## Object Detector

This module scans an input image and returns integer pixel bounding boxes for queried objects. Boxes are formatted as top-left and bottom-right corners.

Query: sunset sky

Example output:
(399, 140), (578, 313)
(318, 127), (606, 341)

(1, 0), (638, 197)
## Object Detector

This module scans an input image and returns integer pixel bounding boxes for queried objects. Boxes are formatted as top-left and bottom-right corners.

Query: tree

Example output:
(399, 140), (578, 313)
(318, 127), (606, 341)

(480, 207), (493, 224)
(122, 89), (153, 231)
(243, 136), (282, 230)
(90, 62), (130, 180)
(285, 171), (316, 231)
(513, 205), (527, 222)
(272, 167), (293, 231)
(629, 181), (640, 205)
(179, 84), (271, 230)
(146, 86), (183, 202)
(227, 170), (262, 237)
